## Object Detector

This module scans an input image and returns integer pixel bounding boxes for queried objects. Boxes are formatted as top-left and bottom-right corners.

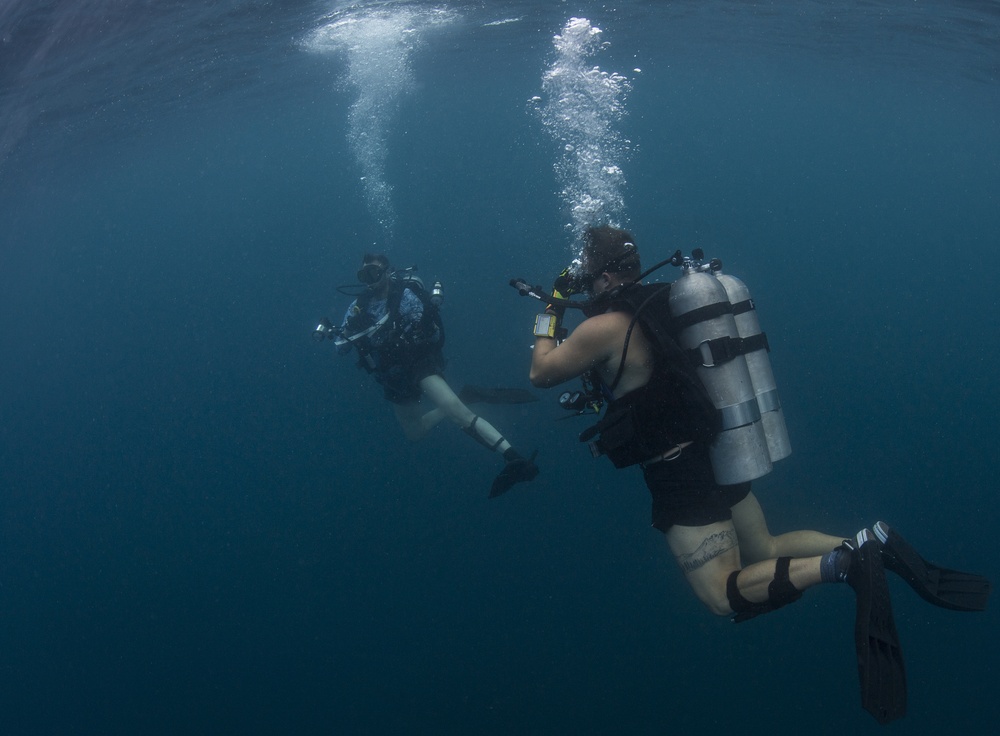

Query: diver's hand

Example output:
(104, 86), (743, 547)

(547, 267), (579, 315)
(552, 267), (579, 300)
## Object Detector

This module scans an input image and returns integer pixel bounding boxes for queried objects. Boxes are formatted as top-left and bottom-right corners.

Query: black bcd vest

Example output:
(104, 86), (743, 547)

(580, 283), (721, 468)
(348, 278), (444, 371)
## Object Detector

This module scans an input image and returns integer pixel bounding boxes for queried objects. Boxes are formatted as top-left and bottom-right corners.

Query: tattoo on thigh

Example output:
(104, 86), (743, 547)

(677, 531), (738, 574)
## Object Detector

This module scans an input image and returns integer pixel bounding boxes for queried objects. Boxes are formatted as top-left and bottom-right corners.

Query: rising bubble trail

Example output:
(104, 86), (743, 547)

(533, 17), (632, 251)
(305, 6), (456, 244)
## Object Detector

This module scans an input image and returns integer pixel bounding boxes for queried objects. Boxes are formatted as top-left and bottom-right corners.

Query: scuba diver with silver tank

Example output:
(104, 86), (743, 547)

(511, 225), (990, 725)
(316, 253), (539, 498)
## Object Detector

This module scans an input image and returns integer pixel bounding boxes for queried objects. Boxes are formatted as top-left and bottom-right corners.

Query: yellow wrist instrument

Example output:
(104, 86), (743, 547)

(533, 312), (559, 338)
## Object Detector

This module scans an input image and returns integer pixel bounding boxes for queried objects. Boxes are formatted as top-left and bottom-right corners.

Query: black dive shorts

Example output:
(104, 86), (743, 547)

(375, 347), (447, 404)
(641, 441), (751, 532)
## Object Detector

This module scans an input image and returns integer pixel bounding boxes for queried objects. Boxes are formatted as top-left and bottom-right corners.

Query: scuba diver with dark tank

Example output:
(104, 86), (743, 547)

(510, 225), (991, 725)
(316, 253), (539, 497)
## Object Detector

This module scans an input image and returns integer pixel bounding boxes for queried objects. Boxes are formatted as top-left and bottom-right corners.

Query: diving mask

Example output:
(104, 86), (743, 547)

(357, 263), (387, 285)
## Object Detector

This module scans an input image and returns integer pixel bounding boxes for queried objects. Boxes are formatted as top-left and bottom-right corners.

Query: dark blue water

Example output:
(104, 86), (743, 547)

(1, 1), (998, 734)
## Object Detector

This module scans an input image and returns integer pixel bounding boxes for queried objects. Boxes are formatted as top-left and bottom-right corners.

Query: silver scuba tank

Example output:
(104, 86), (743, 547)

(395, 267), (425, 291)
(395, 267), (443, 306)
(668, 260), (772, 485)
(714, 271), (792, 463)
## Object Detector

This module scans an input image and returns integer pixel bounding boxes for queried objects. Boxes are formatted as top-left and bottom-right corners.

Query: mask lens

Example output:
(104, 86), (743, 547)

(357, 264), (386, 284)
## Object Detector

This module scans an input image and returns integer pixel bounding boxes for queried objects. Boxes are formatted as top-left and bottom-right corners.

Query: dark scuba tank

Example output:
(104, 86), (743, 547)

(714, 271), (792, 463)
(669, 260), (772, 485)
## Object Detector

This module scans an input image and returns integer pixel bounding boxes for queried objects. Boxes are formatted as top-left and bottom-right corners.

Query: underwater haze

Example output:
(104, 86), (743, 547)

(1, 1), (998, 734)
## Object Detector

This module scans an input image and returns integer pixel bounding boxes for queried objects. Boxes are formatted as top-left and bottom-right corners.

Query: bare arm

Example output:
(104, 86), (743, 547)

(529, 311), (631, 388)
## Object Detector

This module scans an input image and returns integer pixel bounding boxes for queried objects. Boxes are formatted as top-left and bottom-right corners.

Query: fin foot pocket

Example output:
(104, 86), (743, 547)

(489, 450), (539, 498)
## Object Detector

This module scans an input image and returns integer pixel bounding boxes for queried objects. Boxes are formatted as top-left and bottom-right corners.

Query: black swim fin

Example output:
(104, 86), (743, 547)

(845, 531), (907, 725)
(489, 450), (539, 498)
(874, 521), (991, 612)
(460, 385), (539, 406)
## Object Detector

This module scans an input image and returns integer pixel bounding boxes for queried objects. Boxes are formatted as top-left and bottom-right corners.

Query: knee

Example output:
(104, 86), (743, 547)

(693, 577), (737, 617)
(739, 535), (777, 564)
(744, 544), (775, 566)
(441, 396), (473, 425)
(702, 592), (735, 617)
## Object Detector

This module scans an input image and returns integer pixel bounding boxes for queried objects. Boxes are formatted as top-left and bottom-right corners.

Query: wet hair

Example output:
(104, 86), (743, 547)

(580, 225), (640, 281)
(362, 252), (390, 269)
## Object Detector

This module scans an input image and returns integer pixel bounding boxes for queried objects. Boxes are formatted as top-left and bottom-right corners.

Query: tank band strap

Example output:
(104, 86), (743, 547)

(672, 301), (732, 332)
(687, 332), (770, 368)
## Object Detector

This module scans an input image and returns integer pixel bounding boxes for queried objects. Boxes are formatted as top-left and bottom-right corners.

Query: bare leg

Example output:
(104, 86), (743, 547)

(392, 401), (447, 441)
(666, 520), (827, 616)
(391, 374), (497, 442)
(732, 492), (845, 564)
(418, 374), (513, 455)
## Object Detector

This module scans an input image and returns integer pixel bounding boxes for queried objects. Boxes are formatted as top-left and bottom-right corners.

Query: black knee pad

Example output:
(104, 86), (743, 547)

(726, 570), (757, 618)
(727, 557), (803, 624)
(768, 556), (804, 608)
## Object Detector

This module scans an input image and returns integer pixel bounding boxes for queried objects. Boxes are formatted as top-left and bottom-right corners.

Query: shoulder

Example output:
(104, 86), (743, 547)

(558, 310), (636, 360)
(576, 309), (635, 339)
(572, 308), (649, 364)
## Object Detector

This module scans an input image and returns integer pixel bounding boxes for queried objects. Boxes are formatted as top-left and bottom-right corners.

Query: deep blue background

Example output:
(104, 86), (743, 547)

(1, 1), (997, 734)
